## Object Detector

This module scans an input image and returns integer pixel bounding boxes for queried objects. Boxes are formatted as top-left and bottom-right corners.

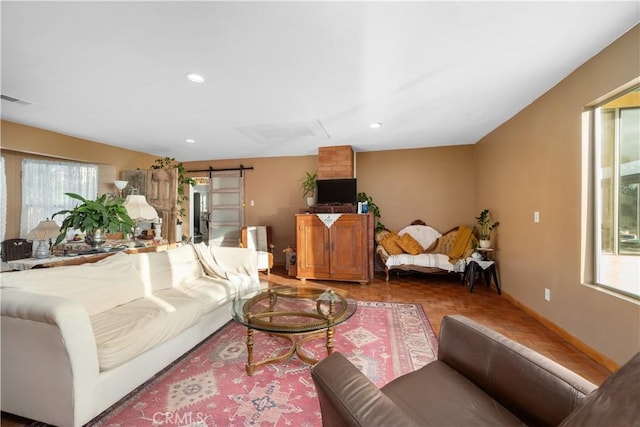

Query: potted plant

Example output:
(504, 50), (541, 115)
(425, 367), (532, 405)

(475, 209), (500, 248)
(300, 171), (317, 207)
(357, 192), (385, 232)
(52, 193), (135, 247)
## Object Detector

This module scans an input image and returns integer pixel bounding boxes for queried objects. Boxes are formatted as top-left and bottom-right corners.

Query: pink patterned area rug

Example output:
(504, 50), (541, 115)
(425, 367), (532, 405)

(87, 301), (438, 427)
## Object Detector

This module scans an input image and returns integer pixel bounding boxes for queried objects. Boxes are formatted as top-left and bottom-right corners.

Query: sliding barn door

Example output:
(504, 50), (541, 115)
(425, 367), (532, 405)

(208, 170), (244, 247)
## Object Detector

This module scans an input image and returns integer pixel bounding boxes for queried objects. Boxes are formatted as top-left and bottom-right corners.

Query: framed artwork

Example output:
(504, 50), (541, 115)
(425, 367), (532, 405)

(121, 170), (147, 196)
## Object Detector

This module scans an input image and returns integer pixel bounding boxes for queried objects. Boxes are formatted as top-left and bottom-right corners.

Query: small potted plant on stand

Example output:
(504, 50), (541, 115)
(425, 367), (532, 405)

(475, 209), (500, 249)
(52, 193), (135, 248)
(300, 171), (317, 207)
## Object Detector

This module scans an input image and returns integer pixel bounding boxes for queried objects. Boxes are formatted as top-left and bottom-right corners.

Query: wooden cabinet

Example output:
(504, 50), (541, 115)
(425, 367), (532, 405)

(122, 168), (178, 243)
(146, 168), (178, 243)
(295, 213), (374, 284)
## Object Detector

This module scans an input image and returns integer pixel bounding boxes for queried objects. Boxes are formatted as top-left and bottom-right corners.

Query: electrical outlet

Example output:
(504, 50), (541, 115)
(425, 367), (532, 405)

(544, 288), (551, 301)
(534, 211), (540, 223)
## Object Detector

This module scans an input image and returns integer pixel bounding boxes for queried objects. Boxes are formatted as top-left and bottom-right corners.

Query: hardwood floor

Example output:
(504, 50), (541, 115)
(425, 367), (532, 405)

(1, 267), (612, 427)
(268, 266), (612, 385)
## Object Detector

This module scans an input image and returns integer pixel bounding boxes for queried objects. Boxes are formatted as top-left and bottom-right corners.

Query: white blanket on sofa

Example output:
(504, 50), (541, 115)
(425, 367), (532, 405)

(385, 253), (463, 272)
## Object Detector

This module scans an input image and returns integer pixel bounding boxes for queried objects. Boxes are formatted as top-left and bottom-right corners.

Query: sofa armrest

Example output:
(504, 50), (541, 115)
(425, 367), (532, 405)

(1, 289), (100, 426)
(438, 315), (597, 427)
(311, 352), (421, 427)
(375, 244), (390, 263)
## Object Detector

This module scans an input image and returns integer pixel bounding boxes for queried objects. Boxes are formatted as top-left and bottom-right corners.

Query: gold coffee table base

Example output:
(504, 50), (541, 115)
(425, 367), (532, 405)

(232, 285), (356, 376)
(245, 326), (335, 375)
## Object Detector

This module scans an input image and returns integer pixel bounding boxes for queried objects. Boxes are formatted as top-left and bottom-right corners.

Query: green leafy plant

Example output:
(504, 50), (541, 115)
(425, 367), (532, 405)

(52, 193), (135, 245)
(151, 157), (196, 224)
(357, 192), (385, 232)
(475, 209), (500, 240)
(300, 171), (317, 198)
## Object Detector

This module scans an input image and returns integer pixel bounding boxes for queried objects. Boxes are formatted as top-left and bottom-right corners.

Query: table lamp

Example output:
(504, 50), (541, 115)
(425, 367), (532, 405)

(123, 195), (159, 246)
(27, 219), (61, 259)
(114, 180), (128, 198)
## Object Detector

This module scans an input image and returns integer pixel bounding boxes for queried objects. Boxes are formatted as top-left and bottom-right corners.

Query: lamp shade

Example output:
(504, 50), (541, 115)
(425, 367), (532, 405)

(114, 180), (128, 190)
(123, 195), (158, 221)
(26, 219), (61, 241)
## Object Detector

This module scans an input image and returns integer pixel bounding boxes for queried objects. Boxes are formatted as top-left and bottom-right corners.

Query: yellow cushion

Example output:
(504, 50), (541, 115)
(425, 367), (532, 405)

(380, 232), (404, 255)
(447, 225), (474, 263)
(397, 233), (425, 255)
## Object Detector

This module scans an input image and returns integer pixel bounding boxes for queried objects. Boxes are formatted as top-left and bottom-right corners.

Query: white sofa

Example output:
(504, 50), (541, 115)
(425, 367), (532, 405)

(0, 243), (262, 427)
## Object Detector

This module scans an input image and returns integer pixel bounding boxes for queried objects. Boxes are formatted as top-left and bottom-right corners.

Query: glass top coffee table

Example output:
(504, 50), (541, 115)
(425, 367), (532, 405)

(232, 283), (357, 375)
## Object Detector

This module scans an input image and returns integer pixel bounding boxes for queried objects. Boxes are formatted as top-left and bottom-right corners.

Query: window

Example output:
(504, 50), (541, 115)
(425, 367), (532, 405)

(21, 159), (98, 237)
(594, 86), (640, 298)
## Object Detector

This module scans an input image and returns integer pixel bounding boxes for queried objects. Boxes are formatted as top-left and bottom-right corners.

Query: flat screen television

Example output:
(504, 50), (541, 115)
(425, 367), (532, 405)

(316, 178), (357, 205)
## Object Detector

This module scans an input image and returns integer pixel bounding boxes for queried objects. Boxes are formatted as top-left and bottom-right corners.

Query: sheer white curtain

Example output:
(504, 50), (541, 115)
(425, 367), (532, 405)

(20, 159), (98, 237)
(0, 156), (6, 243)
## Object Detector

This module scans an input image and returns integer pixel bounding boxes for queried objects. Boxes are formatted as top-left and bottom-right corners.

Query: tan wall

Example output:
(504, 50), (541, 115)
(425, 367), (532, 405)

(355, 146), (476, 232)
(183, 144), (476, 265)
(1, 120), (160, 238)
(474, 25), (640, 365)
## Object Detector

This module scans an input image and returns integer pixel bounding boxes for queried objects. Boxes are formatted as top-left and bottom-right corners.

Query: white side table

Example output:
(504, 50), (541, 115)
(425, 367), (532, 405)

(463, 257), (501, 294)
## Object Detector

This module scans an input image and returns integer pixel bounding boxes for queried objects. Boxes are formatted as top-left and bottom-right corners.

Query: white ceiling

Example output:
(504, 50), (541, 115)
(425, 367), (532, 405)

(2, 1), (638, 161)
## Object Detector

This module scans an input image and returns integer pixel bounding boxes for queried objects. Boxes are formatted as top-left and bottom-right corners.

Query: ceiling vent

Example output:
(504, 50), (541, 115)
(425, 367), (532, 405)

(237, 119), (331, 143)
(1, 94), (32, 105)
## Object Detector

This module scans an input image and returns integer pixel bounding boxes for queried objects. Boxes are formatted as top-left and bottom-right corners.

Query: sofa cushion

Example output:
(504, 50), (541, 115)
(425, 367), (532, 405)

(559, 352), (640, 427)
(381, 360), (524, 426)
(380, 232), (404, 255)
(398, 225), (441, 251)
(90, 288), (204, 371)
(177, 275), (242, 313)
(0, 253), (145, 316)
(397, 233), (424, 255)
(129, 245), (205, 294)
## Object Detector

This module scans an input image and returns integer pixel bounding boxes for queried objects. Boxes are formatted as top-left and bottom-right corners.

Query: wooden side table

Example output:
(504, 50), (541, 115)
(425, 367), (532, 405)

(463, 257), (501, 294)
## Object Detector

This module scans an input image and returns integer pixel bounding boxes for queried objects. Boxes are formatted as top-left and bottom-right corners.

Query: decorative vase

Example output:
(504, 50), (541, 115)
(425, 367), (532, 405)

(306, 196), (316, 207)
(175, 223), (183, 242)
(85, 229), (107, 248)
(34, 240), (49, 259)
(479, 239), (491, 249)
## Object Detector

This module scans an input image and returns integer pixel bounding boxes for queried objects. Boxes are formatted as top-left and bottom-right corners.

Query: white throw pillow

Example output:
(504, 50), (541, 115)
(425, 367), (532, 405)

(398, 225), (442, 251)
(129, 245), (205, 294)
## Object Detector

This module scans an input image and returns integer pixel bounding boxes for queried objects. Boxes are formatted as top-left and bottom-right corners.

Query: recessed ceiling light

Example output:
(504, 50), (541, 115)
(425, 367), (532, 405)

(186, 139), (196, 143)
(369, 122), (382, 129)
(187, 73), (204, 83)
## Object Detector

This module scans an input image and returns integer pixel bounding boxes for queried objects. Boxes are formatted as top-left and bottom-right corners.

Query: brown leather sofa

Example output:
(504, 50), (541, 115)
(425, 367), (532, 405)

(311, 315), (639, 426)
